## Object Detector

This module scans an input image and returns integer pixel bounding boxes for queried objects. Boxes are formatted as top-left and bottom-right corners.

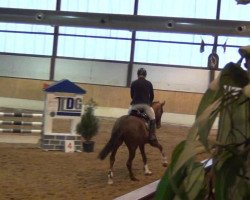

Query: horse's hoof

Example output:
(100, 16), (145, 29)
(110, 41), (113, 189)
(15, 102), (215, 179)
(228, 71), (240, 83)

(162, 162), (168, 167)
(108, 179), (114, 185)
(131, 177), (139, 181)
(162, 157), (168, 167)
(145, 171), (152, 176)
(144, 169), (152, 176)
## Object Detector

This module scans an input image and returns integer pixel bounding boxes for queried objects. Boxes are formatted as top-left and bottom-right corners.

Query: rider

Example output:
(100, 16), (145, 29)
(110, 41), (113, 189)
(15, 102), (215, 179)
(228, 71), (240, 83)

(128, 67), (157, 142)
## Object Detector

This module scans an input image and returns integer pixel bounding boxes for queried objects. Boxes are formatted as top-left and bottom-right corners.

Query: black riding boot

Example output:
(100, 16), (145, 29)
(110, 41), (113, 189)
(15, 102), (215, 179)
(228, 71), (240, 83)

(149, 120), (157, 141)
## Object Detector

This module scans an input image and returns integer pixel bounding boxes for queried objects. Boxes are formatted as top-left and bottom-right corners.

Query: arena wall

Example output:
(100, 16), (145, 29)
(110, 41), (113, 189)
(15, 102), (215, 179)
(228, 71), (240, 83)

(0, 77), (207, 126)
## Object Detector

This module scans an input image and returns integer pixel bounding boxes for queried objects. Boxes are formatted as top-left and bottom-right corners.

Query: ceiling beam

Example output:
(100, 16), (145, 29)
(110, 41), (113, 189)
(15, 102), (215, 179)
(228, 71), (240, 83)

(0, 8), (249, 37)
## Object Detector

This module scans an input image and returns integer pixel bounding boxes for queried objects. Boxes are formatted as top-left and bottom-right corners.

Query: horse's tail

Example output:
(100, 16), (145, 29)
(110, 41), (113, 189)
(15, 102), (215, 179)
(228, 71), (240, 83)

(98, 118), (123, 160)
(98, 134), (116, 160)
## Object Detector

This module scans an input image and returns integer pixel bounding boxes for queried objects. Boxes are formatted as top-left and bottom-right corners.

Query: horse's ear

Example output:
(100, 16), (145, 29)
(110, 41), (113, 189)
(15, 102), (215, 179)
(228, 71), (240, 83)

(161, 101), (166, 106)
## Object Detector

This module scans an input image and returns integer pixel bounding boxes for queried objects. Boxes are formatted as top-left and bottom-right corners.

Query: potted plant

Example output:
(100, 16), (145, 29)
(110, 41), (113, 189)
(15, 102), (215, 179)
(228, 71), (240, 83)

(155, 59), (250, 199)
(76, 99), (99, 152)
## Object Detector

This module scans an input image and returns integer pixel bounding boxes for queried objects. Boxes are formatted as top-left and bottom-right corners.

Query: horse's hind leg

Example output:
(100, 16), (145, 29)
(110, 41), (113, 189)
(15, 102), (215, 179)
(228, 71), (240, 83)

(139, 145), (152, 175)
(127, 146), (138, 181)
(108, 140), (122, 185)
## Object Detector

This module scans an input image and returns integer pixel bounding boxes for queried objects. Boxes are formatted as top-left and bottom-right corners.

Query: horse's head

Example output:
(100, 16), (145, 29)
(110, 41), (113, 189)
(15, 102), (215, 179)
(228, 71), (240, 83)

(152, 101), (165, 129)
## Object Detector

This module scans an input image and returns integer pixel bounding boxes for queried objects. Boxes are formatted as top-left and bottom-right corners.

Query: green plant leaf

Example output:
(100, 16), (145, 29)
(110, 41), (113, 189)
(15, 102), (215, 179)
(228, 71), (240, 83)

(230, 95), (250, 142)
(245, 101), (250, 139)
(155, 141), (188, 200)
(219, 62), (248, 88)
(172, 140), (206, 175)
(192, 98), (221, 147)
(196, 88), (222, 118)
(183, 163), (205, 200)
(218, 93), (250, 145)
(185, 163), (204, 191)
(215, 152), (246, 200)
(155, 62), (250, 200)
(217, 101), (232, 144)
(231, 177), (250, 200)
(188, 98), (221, 141)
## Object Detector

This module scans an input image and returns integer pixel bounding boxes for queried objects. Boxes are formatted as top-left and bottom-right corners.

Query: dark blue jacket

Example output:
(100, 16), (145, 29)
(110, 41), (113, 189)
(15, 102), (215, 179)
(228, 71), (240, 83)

(130, 77), (154, 105)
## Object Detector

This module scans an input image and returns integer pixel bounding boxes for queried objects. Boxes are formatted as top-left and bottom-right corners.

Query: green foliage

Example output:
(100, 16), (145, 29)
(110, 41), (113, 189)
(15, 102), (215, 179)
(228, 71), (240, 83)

(76, 99), (99, 141)
(155, 62), (250, 200)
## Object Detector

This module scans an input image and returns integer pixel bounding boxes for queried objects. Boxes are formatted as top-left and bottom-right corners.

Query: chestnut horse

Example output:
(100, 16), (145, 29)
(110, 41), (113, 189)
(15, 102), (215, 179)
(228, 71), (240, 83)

(98, 101), (167, 184)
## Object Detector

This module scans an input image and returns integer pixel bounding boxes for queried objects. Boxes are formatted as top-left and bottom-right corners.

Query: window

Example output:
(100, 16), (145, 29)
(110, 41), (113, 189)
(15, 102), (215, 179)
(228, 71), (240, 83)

(58, 27), (132, 60)
(58, 35), (131, 61)
(0, 0), (56, 10)
(217, 36), (250, 68)
(61, 0), (134, 14)
(0, 0), (55, 55)
(138, 0), (217, 19)
(135, 32), (214, 67)
(0, 32), (53, 55)
(0, 0), (249, 86)
(220, 1), (250, 21)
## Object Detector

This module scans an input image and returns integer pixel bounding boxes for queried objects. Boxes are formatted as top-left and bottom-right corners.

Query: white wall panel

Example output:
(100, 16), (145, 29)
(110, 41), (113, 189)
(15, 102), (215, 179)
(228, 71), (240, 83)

(0, 55), (50, 79)
(55, 59), (128, 86)
(133, 64), (210, 93)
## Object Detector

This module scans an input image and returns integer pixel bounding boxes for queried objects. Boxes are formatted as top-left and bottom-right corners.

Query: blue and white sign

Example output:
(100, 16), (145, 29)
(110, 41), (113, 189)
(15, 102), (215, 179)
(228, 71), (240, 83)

(56, 96), (82, 116)
(43, 79), (86, 137)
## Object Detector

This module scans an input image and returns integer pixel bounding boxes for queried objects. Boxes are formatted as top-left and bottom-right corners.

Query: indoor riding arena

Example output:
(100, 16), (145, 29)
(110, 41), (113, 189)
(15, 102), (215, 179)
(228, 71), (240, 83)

(0, 1), (249, 200)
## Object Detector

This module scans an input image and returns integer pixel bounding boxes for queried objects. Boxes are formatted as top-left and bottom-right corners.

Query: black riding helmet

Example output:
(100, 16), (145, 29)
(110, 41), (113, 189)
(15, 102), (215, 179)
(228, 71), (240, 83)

(137, 68), (147, 77)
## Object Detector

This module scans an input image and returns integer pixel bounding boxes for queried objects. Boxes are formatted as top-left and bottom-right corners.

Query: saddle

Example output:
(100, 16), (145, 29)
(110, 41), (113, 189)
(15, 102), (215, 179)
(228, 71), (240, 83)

(129, 109), (157, 142)
(129, 109), (150, 122)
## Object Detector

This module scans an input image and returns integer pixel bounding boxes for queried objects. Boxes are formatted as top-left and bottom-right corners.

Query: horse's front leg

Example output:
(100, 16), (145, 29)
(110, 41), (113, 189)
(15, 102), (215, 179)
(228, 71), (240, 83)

(161, 151), (168, 167)
(150, 140), (168, 167)
(139, 145), (152, 175)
